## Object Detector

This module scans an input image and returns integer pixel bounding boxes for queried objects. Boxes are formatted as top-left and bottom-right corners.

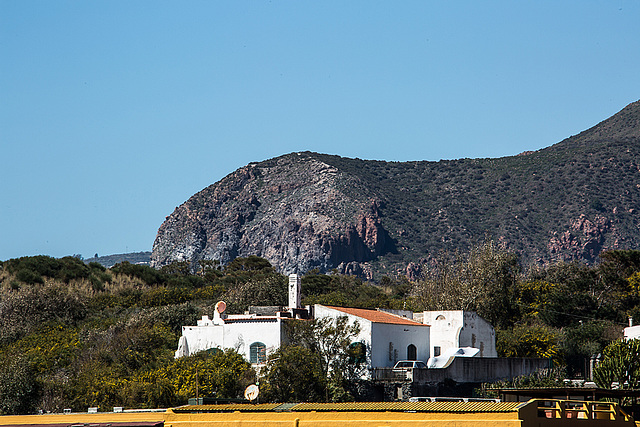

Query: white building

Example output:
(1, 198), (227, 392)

(314, 305), (430, 368)
(175, 275), (307, 363)
(417, 310), (497, 359)
(624, 318), (640, 341)
(175, 307), (289, 364)
(174, 275), (497, 370)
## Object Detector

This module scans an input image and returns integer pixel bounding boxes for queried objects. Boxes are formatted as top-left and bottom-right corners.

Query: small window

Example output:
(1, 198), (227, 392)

(436, 315), (446, 321)
(434, 346), (441, 357)
(407, 344), (417, 360)
(249, 342), (266, 364)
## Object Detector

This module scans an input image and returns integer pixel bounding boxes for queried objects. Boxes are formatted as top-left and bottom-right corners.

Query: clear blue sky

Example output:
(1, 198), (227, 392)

(1, 1), (639, 261)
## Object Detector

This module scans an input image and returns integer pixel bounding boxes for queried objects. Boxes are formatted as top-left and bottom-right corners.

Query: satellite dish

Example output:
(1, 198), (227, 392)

(215, 301), (227, 314)
(244, 384), (259, 401)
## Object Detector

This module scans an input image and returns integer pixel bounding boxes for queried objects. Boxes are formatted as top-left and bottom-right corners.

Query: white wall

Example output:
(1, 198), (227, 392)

(176, 317), (284, 363)
(624, 325), (640, 341)
(422, 310), (496, 358)
(179, 324), (224, 356)
(314, 305), (430, 369)
(460, 311), (496, 357)
(370, 322), (430, 368)
(222, 319), (283, 362)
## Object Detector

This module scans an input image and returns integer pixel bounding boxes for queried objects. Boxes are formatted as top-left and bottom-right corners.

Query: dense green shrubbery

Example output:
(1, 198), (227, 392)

(3, 256), (113, 289)
(111, 261), (165, 286)
(2, 248), (640, 413)
(0, 255), (314, 413)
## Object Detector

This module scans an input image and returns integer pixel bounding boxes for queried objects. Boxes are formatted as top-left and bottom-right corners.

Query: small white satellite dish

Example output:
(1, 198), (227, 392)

(215, 301), (227, 314)
(244, 384), (259, 401)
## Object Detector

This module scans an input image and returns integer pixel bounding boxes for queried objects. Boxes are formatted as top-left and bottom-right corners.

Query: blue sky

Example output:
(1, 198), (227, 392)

(1, 1), (639, 261)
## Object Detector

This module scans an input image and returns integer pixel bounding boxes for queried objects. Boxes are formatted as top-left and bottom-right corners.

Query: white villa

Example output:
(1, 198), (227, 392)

(174, 274), (498, 369)
(418, 310), (497, 357)
(624, 318), (640, 341)
(314, 305), (430, 368)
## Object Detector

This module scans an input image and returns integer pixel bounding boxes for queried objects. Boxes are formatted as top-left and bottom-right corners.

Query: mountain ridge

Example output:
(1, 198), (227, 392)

(152, 100), (640, 279)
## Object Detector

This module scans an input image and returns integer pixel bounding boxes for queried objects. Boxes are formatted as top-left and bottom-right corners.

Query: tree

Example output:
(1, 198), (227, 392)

(411, 240), (519, 328)
(561, 320), (619, 378)
(224, 256), (275, 275)
(160, 261), (192, 276)
(496, 324), (560, 360)
(593, 339), (640, 391)
(0, 357), (39, 415)
(153, 349), (255, 403)
(223, 275), (287, 313)
(283, 316), (361, 401)
(302, 273), (394, 309)
(261, 345), (325, 402)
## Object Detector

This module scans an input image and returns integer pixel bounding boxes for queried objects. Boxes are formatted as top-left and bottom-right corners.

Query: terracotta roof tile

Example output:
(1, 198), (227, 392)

(324, 306), (428, 326)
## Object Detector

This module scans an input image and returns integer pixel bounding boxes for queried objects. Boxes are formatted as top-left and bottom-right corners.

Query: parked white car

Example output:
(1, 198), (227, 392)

(393, 360), (428, 371)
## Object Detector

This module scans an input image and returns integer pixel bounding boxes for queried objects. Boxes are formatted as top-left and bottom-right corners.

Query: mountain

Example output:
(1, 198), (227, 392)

(85, 251), (151, 268)
(151, 100), (640, 279)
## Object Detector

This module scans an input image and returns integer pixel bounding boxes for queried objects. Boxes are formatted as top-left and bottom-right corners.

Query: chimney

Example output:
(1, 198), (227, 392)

(288, 274), (301, 310)
(630, 317), (634, 327)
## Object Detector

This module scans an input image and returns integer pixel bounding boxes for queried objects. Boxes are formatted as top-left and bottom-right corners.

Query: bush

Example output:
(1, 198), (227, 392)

(15, 269), (44, 285)
(594, 339), (640, 392)
(497, 324), (560, 360)
(111, 262), (165, 286)
(0, 285), (87, 343)
(0, 357), (39, 415)
(262, 346), (325, 403)
(150, 349), (254, 402)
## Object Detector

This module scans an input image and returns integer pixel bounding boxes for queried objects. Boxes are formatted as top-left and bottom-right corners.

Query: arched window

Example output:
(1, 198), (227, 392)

(407, 344), (417, 360)
(249, 342), (266, 364)
(436, 314), (446, 321)
(348, 342), (366, 365)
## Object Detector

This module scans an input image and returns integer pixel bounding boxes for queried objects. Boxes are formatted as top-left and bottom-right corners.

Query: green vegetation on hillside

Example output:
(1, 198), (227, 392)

(2, 246), (640, 413)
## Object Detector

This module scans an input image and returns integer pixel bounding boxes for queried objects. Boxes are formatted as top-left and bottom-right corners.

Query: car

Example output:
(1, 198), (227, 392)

(393, 360), (428, 371)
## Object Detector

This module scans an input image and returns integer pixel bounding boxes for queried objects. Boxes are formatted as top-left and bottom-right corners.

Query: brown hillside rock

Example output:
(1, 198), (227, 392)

(151, 153), (394, 275)
(151, 100), (640, 278)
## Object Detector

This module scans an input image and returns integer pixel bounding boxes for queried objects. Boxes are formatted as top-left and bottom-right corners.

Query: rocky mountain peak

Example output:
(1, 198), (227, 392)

(152, 100), (640, 280)
(151, 152), (394, 276)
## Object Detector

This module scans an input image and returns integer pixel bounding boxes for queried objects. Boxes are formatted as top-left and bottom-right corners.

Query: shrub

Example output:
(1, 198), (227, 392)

(0, 357), (39, 415)
(111, 262), (165, 286)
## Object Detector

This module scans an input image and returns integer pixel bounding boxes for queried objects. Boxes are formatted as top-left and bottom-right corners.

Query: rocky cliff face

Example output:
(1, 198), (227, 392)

(151, 153), (395, 276)
(152, 100), (640, 279)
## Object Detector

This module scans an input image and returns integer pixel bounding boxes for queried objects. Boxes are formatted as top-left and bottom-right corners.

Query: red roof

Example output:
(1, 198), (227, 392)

(323, 306), (428, 326)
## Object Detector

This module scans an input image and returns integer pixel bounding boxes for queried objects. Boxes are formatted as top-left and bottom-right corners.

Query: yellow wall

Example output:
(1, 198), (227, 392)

(164, 409), (522, 427)
(1, 400), (636, 427)
(0, 411), (165, 426)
